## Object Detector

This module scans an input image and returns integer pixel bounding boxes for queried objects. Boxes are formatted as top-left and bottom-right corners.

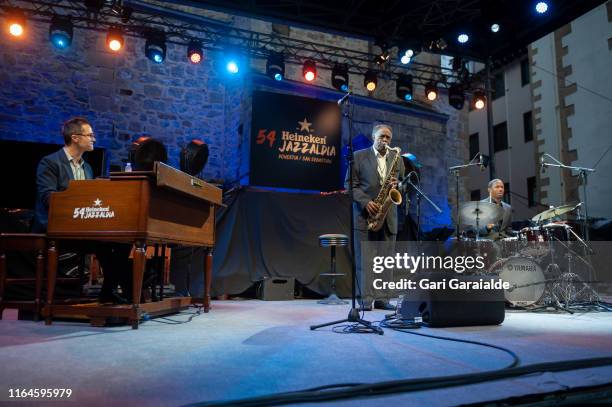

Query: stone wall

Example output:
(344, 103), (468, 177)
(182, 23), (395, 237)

(0, 3), (469, 230)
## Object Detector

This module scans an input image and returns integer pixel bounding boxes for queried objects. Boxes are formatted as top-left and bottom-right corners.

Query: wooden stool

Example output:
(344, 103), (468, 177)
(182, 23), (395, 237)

(317, 234), (348, 305)
(0, 233), (46, 321)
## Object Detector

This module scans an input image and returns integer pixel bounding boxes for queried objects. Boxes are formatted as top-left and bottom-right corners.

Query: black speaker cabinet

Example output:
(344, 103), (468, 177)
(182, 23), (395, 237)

(398, 273), (505, 327)
(259, 277), (295, 301)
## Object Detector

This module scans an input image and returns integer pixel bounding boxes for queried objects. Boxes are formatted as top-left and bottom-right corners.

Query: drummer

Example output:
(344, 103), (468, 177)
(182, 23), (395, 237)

(479, 178), (513, 240)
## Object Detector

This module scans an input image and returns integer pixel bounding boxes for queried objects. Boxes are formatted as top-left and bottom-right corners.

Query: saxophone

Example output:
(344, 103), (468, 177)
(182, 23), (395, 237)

(367, 146), (403, 232)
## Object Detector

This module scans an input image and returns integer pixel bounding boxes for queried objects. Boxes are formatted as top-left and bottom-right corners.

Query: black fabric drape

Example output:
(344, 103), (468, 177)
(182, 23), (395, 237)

(211, 188), (353, 297)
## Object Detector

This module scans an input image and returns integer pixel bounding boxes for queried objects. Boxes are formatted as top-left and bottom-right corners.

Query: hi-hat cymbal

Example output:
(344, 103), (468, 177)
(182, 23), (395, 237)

(532, 202), (581, 222)
(458, 201), (504, 228)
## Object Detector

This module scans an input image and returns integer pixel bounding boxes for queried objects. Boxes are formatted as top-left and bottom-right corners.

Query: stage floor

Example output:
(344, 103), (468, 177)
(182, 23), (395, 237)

(1, 299), (611, 406)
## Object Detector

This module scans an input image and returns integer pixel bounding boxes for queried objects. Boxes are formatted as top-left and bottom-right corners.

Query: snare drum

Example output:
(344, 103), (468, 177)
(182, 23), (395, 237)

(490, 256), (546, 306)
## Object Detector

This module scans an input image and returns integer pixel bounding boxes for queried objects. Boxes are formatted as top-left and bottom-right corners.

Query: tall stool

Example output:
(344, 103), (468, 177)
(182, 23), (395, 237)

(318, 234), (348, 305)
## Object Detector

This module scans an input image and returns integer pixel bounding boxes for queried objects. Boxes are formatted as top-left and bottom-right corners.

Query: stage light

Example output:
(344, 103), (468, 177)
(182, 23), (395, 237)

(106, 28), (124, 52)
(145, 32), (166, 63)
(400, 55), (411, 65)
(472, 89), (486, 110)
(187, 41), (203, 64)
(448, 83), (465, 110)
(130, 136), (168, 171)
(6, 10), (26, 37)
(425, 81), (438, 101)
(396, 74), (413, 101)
(180, 139), (209, 176)
(303, 60), (316, 82)
(535, 2), (549, 14)
(457, 33), (469, 44)
(331, 63), (349, 92)
(226, 60), (239, 74)
(49, 16), (72, 49)
(364, 70), (377, 92)
(266, 53), (285, 81)
(491, 23), (500, 33)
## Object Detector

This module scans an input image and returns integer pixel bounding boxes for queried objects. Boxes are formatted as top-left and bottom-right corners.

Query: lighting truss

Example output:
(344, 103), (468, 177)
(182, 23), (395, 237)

(0, 0), (470, 88)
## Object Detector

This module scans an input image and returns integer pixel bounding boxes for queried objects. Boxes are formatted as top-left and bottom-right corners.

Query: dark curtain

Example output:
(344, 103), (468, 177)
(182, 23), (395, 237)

(211, 188), (353, 297)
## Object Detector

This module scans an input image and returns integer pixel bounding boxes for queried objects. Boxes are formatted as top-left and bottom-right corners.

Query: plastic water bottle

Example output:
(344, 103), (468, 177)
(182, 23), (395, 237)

(125, 162), (132, 172)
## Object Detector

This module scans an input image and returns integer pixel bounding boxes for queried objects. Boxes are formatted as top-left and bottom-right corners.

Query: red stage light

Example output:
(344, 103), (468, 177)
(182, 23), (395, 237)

(303, 60), (316, 82)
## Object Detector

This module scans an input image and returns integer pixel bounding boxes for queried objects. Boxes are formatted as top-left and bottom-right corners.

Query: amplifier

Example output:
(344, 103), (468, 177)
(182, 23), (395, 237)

(398, 273), (505, 327)
(259, 277), (295, 301)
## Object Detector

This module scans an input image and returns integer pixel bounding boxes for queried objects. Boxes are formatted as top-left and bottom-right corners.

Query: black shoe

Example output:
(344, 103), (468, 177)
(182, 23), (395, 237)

(373, 300), (395, 311)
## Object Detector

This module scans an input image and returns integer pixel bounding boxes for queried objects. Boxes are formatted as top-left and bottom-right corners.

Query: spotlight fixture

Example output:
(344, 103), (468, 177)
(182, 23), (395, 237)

(364, 70), (377, 92)
(266, 53), (285, 81)
(180, 139), (209, 176)
(535, 2), (549, 14)
(187, 40), (203, 64)
(6, 9), (26, 37)
(396, 74), (413, 101)
(49, 15), (73, 49)
(106, 28), (124, 52)
(145, 32), (166, 63)
(448, 83), (466, 110)
(120, 6), (133, 23)
(331, 63), (349, 92)
(472, 89), (486, 110)
(374, 50), (390, 65)
(425, 81), (438, 101)
(400, 55), (412, 65)
(130, 136), (168, 171)
(490, 23), (500, 33)
(303, 60), (316, 82)
(457, 33), (469, 44)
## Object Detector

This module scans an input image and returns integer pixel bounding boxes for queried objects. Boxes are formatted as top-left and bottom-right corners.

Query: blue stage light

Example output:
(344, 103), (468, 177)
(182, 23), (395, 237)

(457, 33), (469, 44)
(535, 2), (549, 14)
(49, 16), (72, 49)
(274, 73), (282, 81)
(145, 32), (166, 64)
(226, 60), (239, 74)
(491, 23), (500, 33)
(340, 84), (349, 92)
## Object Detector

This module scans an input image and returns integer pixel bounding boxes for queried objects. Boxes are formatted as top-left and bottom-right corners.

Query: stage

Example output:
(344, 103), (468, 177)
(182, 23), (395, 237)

(1, 300), (611, 405)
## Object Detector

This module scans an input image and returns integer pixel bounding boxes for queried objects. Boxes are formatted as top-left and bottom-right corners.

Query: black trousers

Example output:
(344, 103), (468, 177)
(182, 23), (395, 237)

(94, 243), (133, 301)
(353, 224), (396, 304)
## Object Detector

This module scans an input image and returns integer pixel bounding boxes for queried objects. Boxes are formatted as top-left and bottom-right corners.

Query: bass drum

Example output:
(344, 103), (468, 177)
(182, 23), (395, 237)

(489, 256), (546, 306)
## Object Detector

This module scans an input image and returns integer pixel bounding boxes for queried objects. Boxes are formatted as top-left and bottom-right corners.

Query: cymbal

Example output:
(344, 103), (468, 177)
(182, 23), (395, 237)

(458, 201), (504, 228)
(532, 202), (581, 222)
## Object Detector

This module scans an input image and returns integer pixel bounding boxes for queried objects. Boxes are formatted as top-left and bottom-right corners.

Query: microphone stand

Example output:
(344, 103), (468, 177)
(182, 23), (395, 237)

(402, 172), (442, 242)
(448, 153), (484, 240)
(541, 153), (595, 242)
(310, 91), (383, 335)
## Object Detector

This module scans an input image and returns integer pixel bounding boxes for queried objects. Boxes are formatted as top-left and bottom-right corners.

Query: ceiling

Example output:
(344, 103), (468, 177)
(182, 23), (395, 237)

(164, 0), (608, 61)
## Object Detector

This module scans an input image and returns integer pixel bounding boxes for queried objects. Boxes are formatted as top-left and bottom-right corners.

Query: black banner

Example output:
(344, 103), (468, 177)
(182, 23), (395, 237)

(250, 91), (342, 191)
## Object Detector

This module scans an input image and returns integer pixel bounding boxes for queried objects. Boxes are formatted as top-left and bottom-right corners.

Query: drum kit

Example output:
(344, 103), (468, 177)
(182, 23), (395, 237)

(457, 201), (598, 310)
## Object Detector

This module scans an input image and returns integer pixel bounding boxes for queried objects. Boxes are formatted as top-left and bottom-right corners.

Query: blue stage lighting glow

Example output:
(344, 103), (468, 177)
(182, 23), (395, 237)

(51, 34), (69, 48)
(535, 2), (549, 14)
(457, 33), (469, 44)
(227, 61), (239, 74)
(404, 94), (412, 101)
(340, 84), (349, 92)
(400, 54), (411, 64)
(274, 73), (282, 81)
(491, 24), (500, 33)
(153, 53), (163, 63)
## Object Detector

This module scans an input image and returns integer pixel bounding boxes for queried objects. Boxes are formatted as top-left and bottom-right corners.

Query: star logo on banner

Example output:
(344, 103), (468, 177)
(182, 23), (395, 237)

(298, 118), (313, 133)
(93, 198), (102, 207)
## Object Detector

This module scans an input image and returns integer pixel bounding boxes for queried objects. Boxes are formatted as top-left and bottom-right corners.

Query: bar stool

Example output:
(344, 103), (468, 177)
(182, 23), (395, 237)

(318, 234), (348, 305)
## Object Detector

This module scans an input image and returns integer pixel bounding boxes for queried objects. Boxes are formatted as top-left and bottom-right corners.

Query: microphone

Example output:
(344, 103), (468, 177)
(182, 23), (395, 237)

(337, 91), (352, 105)
(540, 155), (546, 174)
(479, 153), (485, 172)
